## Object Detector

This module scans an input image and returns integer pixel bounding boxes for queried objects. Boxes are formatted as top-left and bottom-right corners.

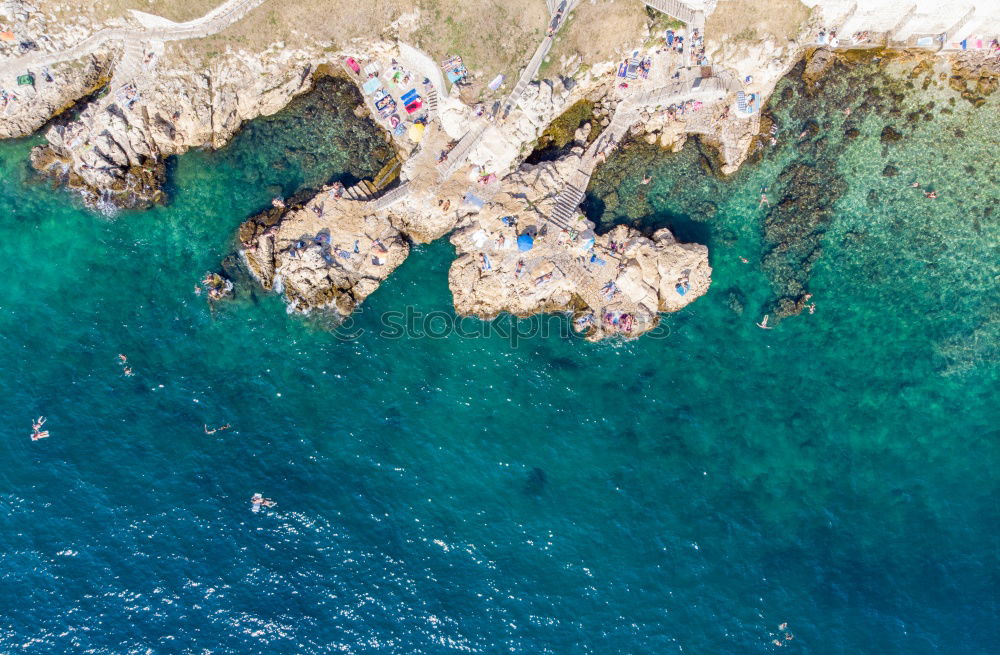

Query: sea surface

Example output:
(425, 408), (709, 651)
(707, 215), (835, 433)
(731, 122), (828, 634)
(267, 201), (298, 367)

(0, 57), (997, 653)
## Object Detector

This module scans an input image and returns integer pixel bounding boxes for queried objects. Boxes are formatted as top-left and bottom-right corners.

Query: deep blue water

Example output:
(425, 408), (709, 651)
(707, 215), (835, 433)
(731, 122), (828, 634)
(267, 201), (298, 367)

(0, 60), (997, 653)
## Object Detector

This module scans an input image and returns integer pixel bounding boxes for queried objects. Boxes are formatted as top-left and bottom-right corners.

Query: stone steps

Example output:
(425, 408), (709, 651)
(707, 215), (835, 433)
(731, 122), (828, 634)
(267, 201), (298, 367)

(344, 180), (376, 202)
(426, 88), (439, 119)
(643, 0), (698, 25)
(369, 182), (411, 212)
(437, 124), (486, 180)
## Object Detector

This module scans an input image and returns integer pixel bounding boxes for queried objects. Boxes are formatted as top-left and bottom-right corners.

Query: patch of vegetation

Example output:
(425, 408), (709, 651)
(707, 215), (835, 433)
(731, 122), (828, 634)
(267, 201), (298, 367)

(540, 99), (595, 148)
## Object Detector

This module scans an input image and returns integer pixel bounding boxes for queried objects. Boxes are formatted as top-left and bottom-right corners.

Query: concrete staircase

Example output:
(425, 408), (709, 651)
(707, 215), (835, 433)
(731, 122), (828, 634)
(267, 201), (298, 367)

(369, 182), (411, 212)
(643, 0), (704, 30)
(437, 124), (487, 180)
(426, 88), (439, 119)
(111, 38), (144, 89)
(343, 180), (377, 202)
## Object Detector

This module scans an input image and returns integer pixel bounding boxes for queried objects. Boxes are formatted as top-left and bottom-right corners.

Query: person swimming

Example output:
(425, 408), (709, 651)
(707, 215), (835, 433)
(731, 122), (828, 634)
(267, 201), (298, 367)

(118, 354), (127, 364)
(31, 416), (49, 441)
(251, 493), (277, 512)
(641, 175), (652, 185)
(757, 314), (773, 329)
(123, 366), (134, 377)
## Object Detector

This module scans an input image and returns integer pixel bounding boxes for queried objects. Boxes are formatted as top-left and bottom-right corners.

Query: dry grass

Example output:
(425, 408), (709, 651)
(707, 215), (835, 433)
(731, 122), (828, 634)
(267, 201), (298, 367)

(408, 0), (548, 99)
(40, 0), (650, 92)
(47, 0), (224, 24)
(541, 0), (649, 77)
(705, 0), (811, 52)
(173, 0), (550, 98)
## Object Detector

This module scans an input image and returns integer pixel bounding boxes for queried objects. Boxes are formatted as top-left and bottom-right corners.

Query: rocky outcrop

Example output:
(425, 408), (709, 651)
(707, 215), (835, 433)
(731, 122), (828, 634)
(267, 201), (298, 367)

(447, 154), (711, 340)
(28, 45), (320, 210)
(239, 189), (409, 315)
(234, 142), (711, 340)
(947, 51), (1000, 106)
(0, 52), (113, 139)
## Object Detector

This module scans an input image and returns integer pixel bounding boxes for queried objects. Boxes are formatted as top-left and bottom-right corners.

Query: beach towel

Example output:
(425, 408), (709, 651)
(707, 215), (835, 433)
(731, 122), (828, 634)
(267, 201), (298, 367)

(488, 74), (505, 91)
(400, 89), (419, 105)
(405, 99), (423, 114)
(362, 78), (382, 95)
(737, 91), (747, 112)
(626, 58), (640, 79)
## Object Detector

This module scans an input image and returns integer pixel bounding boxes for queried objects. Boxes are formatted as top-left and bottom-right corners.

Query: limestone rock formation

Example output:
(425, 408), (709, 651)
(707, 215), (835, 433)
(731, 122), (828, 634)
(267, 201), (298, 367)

(239, 189), (409, 316)
(29, 47), (318, 209)
(447, 156), (711, 340)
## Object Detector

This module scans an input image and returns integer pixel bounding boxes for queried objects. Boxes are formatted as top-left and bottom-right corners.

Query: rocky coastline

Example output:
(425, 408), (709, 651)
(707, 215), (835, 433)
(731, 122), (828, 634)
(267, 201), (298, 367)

(2, 0), (998, 339)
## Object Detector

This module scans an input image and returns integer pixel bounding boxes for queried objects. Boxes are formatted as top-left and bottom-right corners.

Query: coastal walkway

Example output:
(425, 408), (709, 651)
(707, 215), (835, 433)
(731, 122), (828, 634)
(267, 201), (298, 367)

(0, 0), (267, 84)
(547, 72), (731, 230)
(437, 0), (578, 181)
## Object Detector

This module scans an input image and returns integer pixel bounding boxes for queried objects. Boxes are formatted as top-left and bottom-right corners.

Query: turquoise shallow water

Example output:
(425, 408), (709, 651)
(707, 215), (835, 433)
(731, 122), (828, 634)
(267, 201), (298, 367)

(0, 57), (998, 653)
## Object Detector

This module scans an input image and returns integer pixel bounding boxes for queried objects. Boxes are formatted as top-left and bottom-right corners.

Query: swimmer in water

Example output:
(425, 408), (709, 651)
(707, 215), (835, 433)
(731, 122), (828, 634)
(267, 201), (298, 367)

(910, 182), (921, 188)
(251, 493), (276, 509)
(759, 192), (769, 208)
(32, 416), (46, 431)
(641, 175), (652, 185)
(118, 354), (127, 364)
(740, 256), (749, 264)
(31, 430), (50, 441)
(757, 314), (773, 330)
(123, 366), (134, 377)
(925, 191), (937, 199)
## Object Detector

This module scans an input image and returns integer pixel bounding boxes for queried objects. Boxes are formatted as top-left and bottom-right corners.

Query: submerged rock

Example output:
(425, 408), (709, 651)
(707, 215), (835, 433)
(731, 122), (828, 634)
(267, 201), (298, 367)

(880, 125), (903, 143)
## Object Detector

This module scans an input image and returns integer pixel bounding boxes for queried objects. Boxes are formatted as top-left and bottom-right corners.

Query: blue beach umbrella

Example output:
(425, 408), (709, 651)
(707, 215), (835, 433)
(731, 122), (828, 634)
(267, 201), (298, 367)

(517, 234), (534, 251)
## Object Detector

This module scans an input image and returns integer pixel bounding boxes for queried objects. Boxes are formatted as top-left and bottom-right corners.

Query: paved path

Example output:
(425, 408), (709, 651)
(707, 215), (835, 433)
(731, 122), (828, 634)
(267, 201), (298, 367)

(0, 0), (267, 82)
(436, 0), (578, 181)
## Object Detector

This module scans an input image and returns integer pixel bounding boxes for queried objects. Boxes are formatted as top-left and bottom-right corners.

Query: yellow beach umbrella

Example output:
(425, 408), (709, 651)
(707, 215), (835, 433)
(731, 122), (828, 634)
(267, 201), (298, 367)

(408, 123), (425, 143)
